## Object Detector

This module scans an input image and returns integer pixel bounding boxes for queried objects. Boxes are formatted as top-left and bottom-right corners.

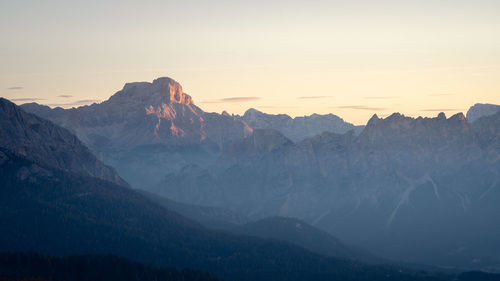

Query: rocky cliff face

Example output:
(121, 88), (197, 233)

(0, 98), (126, 186)
(466, 103), (500, 123)
(23, 77), (251, 150)
(238, 108), (361, 142)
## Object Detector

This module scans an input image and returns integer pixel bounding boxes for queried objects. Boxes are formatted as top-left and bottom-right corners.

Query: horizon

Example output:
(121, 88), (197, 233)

(1, 1), (500, 125)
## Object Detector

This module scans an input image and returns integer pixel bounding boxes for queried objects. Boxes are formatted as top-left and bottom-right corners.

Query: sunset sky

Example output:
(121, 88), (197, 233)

(1, 0), (499, 124)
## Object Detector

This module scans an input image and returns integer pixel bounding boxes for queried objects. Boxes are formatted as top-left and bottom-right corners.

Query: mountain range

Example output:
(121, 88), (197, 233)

(8, 77), (500, 274)
(20, 77), (356, 188)
(1, 97), (477, 281)
(158, 111), (500, 270)
(237, 108), (362, 142)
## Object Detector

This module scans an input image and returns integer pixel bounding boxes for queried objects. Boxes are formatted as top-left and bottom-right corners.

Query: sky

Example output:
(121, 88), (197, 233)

(1, 0), (499, 125)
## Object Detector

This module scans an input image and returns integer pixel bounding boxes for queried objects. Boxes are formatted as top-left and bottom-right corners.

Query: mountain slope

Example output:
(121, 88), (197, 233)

(139, 190), (249, 230)
(0, 98), (126, 186)
(1, 139), (464, 281)
(231, 217), (376, 262)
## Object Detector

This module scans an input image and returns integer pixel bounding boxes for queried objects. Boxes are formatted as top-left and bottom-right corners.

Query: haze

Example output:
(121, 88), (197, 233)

(1, 0), (500, 124)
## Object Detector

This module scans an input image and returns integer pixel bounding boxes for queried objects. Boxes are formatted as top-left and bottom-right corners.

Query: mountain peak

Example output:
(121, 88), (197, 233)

(113, 77), (193, 105)
(466, 103), (500, 123)
(243, 108), (264, 117)
(449, 112), (466, 121)
(366, 114), (380, 127)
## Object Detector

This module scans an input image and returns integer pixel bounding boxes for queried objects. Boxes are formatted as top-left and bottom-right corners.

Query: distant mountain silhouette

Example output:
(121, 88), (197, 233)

(138, 190), (249, 230)
(238, 108), (362, 142)
(230, 216), (377, 262)
(466, 103), (500, 123)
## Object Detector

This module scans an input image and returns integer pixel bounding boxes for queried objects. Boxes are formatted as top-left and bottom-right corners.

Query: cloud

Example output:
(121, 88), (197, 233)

(201, 97), (261, 103)
(297, 96), (332, 99)
(336, 105), (388, 111)
(257, 105), (299, 109)
(363, 96), (398, 100)
(10, 98), (45, 102)
(428, 93), (455, 97)
(58, 94), (73, 98)
(420, 108), (463, 112)
(7, 86), (23, 90)
(47, 99), (101, 108)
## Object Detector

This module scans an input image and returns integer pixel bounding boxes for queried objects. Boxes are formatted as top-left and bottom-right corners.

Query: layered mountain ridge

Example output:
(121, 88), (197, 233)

(19, 77), (360, 188)
(11, 76), (500, 272)
(238, 108), (362, 142)
(158, 111), (500, 271)
(0, 98), (126, 186)
(1, 100), (470, 281)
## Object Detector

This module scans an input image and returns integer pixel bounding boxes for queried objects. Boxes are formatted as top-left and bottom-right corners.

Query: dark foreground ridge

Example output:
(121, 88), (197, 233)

(0, 252), (222, 281)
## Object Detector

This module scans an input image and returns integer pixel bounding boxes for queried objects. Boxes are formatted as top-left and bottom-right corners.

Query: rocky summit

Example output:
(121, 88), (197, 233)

(22, 77), (251, 150)
(466, 103), (500, 123)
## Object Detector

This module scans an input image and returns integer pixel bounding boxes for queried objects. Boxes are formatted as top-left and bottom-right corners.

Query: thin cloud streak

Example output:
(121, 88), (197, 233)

(297, 96), (332, 100)
(7, 86), (23, 90)
(428, 93), (455, 97)
(201, 97), (261, 103)
(336, 105), (388, 111)
(363, 96), (398, 100)
(420, 108), (463, 112)
(58, 94), (73, 98)
(257, 105), (300, 109)
(10, 98), (45, 102)
(47, 99), (101, 108)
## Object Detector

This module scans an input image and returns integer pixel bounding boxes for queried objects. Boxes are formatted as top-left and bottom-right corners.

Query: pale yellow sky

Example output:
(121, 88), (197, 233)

(1, 0), (499, 125)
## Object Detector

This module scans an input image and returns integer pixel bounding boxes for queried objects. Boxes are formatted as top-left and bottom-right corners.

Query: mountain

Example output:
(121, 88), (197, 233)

(238, 108), (362, 142)
(230, 217), (376, 262)
(21, 78), (251, 149)
(156, 111), (500, 271)
(0, 101), (466, 281)
(139, 190), (249, 230)
(13, 77), (500, 271)
(466, 103), (500, 123)
(0, 252), (222, 281)
(19, 78), (363, 188)
(21, 77), (252, 188)
(139, 192), (377, 262)
(0, 149), (470, 281)
(0, 98), (126, 186)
